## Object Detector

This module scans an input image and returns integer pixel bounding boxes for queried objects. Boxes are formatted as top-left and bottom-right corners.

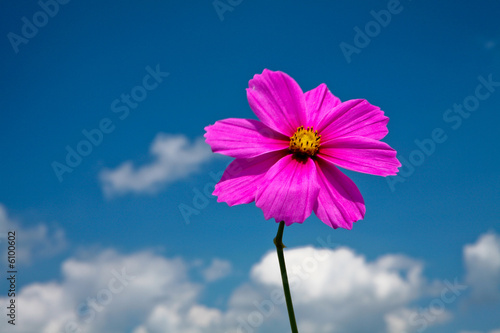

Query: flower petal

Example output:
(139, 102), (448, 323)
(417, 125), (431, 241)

(246, 69), (307, 136)
(255, 155), (320, 225)
(318, 99), (389, 141)
(304, 83), (341, 128)
(204, 118), (289, 159)
(313, 159), (365, 229)
(319, 136), (401, 176)
(213, 151), (287, 206)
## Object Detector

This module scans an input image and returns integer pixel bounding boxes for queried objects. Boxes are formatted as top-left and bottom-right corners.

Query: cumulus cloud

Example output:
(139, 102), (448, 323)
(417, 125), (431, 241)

(464, 233), (500, 302)
(247, 246), (447, 333)
(0, 243), (478, 333)
(100, 134), (213, 198)
(0, 249), (208, 333)
(202, 258), (232, 282)
(0, 204), (67, 264)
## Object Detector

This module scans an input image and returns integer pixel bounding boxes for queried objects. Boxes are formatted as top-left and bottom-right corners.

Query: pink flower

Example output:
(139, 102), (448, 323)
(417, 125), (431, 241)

(204, 69), (400, 229)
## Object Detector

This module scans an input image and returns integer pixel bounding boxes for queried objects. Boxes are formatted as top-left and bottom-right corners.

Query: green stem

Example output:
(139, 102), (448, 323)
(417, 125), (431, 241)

(274, 221), (299, 333)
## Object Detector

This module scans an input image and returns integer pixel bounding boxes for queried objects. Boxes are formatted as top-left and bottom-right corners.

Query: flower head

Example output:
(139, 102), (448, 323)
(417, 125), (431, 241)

(204, 69), (400, 229)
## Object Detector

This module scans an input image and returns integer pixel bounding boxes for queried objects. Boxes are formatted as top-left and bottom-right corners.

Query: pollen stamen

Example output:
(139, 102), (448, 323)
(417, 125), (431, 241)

(289, 126), (321, 157)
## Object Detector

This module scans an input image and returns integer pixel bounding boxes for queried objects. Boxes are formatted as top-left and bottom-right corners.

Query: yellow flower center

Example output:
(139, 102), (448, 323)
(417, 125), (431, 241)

(289, 126), (321, 157)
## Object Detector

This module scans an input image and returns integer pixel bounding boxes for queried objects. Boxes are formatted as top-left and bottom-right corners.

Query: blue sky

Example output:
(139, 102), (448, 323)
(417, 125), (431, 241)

(0, 0), (499, 332)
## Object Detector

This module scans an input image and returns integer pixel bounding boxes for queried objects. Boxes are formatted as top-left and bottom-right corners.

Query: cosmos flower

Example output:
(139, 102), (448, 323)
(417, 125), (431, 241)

(204, 69), (400, 229)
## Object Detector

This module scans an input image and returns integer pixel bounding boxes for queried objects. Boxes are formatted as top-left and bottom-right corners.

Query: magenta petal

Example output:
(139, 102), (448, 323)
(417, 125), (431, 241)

(319, 136), (401, 176)
(304, 83), (341, 128)
(213, 151), (287, 206)
(204, 118), (289, 159)
(318, 99), (389, 141)
(246, 69), (307, 136)
(313, 159), (365, 229)
(255, 155), (319, 225)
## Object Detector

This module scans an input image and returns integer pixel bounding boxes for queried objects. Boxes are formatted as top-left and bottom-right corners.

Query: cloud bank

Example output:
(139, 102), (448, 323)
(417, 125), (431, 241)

(2, 231), (500, 332)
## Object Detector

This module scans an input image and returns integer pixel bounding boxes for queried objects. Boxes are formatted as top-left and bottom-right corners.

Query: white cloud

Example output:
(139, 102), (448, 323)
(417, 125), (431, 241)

(6, 236), (498, 333)
(202, 258), (232, 282)
(384, 306), (451, 333)
(132, 303), (223, 333)
(251, 247), (425, 302)
(464, 232), (500, 302)
(0, 204), (67, 264)
(247, 246), (447, 333)
(0, 249), (208, 333)
(385, 308), (417, 333)
(99, 134), (213, 198)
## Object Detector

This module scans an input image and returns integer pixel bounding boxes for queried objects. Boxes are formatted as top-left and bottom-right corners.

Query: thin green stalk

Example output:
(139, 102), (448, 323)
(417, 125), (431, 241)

(274, 221), (299, 333)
